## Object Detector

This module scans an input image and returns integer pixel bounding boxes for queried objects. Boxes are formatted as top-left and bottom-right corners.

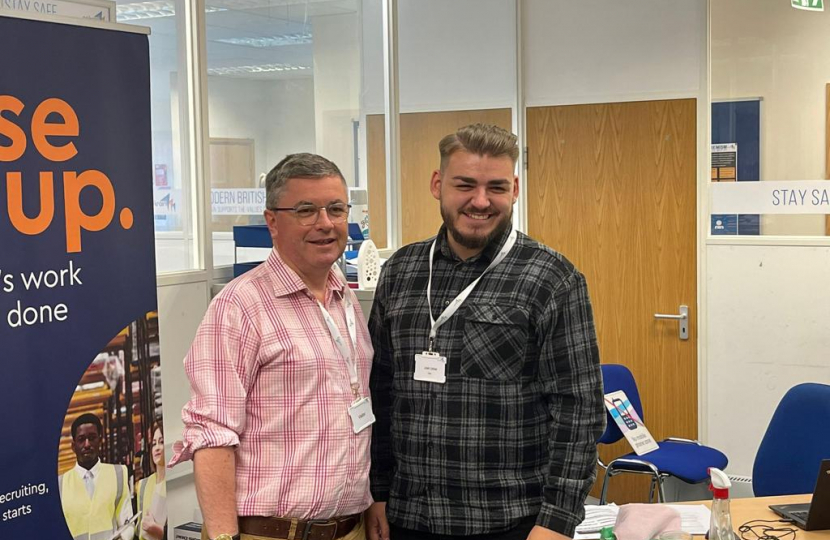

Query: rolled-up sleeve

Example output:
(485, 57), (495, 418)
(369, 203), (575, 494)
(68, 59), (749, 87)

(536, 270), (605, 537)
(168, 295), (261, 466)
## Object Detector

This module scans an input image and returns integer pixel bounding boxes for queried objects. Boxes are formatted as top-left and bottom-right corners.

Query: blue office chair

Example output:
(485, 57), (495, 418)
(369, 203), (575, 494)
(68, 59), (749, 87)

(344, 223), (365, 261)
(752, 382), (830, 497)
(598, 364), (729, 503)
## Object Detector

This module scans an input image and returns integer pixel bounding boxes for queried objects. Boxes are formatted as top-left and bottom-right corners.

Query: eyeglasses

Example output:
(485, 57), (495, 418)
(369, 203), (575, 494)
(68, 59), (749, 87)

(269, 202), (352, 226)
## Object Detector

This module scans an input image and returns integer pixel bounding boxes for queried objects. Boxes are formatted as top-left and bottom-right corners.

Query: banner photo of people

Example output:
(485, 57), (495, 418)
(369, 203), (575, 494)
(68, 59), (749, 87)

(0, 14), (165, 540)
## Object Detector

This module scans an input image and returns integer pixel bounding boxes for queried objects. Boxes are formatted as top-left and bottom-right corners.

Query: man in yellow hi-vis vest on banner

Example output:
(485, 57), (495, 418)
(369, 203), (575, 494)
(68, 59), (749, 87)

(59, 413), (134, 540)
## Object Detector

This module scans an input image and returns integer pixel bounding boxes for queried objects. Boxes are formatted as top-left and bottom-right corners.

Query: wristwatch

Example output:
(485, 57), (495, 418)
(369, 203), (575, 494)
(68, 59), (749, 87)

(211, 534), (240, 540)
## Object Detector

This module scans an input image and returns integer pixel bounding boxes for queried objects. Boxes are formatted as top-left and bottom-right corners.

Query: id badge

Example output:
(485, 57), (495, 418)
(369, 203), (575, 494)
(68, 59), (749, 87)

(348, 397), (376, 434)
(414, 351), (447, 384)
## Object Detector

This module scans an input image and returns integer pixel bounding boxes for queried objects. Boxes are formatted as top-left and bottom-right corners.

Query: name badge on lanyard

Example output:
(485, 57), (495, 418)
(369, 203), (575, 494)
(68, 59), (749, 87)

(414, 351), (447, 384)
(318, 292), (375, 433)
(348, 397), (376, 433)
(417, 229), (518, 384)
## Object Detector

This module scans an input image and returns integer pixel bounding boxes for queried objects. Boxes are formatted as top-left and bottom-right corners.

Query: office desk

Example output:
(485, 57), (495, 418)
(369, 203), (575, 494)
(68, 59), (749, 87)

(690, 494), (826, 539)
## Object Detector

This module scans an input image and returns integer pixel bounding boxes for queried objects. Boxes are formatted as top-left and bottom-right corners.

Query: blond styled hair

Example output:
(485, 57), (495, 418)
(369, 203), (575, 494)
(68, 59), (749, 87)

(438, 123), (519, 171)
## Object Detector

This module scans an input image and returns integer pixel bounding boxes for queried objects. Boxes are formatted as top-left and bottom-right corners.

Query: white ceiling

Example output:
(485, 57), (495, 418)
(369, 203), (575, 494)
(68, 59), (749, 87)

(115, 0), (358, 80)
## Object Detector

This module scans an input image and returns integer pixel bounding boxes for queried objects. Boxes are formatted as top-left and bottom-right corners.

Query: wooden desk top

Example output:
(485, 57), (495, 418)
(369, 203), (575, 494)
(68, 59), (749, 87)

(690, 494), (827, 539)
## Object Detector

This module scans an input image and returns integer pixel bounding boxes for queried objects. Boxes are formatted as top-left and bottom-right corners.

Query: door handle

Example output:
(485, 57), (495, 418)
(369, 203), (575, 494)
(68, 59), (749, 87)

(654, 305), (689, 340)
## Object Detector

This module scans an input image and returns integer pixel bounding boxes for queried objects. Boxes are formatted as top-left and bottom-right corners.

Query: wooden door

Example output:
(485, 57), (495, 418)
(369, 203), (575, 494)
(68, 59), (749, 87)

(366, 109), (512, 248)
(527, 99), (698, 503)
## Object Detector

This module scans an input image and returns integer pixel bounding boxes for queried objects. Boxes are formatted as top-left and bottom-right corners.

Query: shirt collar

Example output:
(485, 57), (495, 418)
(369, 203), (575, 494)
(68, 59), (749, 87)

(265, 248), (347, 299)
(74, 459), (100, 478)
(436, 224), (514, 265)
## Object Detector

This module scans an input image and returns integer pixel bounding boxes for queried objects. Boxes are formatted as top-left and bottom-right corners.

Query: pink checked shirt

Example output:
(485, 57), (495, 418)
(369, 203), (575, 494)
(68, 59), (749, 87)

(169, 249), (374, 519)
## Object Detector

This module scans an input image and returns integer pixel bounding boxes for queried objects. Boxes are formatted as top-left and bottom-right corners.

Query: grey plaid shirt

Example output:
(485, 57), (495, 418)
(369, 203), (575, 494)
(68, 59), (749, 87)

(368, 226), (605, 537)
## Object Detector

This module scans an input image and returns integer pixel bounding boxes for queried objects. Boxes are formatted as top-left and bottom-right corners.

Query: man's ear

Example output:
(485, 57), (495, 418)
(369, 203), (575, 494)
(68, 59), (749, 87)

(264, 209), (279, 244)
(512, 174), (519, 204)
(430, 170), (442, 201)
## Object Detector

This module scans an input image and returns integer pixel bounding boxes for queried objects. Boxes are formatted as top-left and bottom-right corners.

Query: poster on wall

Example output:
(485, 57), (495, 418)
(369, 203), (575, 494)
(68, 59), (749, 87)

(711, 143), (739, 234)
(0, 14), (166, 540)
(711, 100), (761, 235)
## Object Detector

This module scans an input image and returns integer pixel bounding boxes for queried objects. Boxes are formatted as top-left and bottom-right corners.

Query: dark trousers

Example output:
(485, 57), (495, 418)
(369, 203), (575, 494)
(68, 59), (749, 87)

(389, 516), (537, 540)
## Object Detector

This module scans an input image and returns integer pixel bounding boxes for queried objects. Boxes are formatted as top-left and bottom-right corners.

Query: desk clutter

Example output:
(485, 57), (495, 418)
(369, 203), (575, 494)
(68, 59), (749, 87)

(576, 504), (711, 540)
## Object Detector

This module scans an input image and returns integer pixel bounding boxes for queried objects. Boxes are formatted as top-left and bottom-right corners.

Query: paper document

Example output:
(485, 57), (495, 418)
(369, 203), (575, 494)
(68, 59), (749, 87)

(576, 504), (619, 534)
(664, 504), (711, 534)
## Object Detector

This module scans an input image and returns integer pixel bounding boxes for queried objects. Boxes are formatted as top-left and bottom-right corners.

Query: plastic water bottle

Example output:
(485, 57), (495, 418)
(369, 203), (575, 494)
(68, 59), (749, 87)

(708, 467), (734, 540)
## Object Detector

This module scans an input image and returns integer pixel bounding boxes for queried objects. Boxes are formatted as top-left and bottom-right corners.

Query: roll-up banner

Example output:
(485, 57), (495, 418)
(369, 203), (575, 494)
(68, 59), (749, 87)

(0, 13), (167, 540)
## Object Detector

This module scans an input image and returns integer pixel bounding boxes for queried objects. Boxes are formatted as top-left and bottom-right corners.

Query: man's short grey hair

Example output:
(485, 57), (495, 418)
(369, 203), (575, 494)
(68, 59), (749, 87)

(265, 153), (346, 209)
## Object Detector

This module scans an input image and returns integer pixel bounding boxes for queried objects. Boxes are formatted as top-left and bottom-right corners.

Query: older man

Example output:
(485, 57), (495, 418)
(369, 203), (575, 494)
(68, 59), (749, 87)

(170, 153), (374, 540)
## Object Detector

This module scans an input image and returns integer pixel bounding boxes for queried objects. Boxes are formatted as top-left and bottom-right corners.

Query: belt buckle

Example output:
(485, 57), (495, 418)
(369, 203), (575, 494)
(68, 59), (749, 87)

(301, 519), (334, 540)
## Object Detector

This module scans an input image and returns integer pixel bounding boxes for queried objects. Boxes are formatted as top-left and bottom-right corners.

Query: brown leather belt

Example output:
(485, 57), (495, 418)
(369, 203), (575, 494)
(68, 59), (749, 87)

(238, 514), (360, 540)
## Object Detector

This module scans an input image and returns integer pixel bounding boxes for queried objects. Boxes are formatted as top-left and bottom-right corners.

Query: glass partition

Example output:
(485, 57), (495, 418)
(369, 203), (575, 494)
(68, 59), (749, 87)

(711, 0), (830, 236)
(203, 0), (364, 267)
(117, 0), (199, 272)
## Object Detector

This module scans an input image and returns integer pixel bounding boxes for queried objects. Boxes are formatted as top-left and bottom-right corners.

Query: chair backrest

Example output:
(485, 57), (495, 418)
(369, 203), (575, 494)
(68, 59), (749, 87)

(753, 382), (830, 496)
(348, 223), (365, 241)
(598, 364), (646, 445)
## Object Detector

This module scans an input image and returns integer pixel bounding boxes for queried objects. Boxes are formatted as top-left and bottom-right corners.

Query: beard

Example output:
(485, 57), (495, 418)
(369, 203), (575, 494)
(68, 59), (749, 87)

(441, 202), (513, 252)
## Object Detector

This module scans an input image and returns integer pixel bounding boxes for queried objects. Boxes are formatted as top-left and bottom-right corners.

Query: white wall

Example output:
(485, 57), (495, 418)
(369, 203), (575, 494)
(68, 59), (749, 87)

(361, 0), (517, 114)
(706, 244), (830, 475)
(524, 0), (704, 105)
(712, 0), (829, 235)
(157, 280), (209, 531)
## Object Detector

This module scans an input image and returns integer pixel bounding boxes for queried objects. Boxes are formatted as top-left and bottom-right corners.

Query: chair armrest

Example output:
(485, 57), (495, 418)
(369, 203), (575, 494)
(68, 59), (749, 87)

(664, 437), (702, 446)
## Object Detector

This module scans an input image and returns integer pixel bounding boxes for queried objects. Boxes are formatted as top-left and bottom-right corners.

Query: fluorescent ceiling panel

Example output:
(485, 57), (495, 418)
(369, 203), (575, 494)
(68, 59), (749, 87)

(207, 62), (311, 75)
(214, 33), (312, 47)
(117, 1), (227, 20)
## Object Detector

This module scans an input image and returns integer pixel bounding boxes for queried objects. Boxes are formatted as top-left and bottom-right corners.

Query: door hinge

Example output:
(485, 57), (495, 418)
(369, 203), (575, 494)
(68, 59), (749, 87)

(523, 146), (529, 170)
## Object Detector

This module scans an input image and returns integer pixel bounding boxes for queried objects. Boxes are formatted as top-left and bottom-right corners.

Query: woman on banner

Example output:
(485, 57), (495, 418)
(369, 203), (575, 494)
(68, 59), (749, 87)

(136, 421), (166, 540)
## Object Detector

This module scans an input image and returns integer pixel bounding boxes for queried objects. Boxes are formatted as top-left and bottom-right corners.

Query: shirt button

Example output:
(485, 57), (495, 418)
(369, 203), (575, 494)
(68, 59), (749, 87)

(444, 300), (450, 306)
(427, 441), (434, 449)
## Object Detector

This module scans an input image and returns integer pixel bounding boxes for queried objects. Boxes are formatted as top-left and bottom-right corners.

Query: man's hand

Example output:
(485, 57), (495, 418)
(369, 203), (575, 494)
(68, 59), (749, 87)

(527, 525), (571, 540)
(365, 502), (390, 540)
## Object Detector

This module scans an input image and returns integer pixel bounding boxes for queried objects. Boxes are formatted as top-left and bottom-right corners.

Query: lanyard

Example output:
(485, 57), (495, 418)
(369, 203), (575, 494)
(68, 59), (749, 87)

(317, 291), (360, 398)
(426, 228), (518, 352)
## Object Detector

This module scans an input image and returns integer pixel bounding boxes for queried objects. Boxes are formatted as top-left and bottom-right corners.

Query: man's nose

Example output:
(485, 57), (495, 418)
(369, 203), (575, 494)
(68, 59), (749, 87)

(315, 208), (335, 229)
(470, 187), (489, 209)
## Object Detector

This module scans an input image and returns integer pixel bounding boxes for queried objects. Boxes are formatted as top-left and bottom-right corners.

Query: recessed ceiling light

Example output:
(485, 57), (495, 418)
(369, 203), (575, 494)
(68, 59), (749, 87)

(215, 33), (313, 48)
(117, 1), (226, 21)
(207, 63), (311, 75)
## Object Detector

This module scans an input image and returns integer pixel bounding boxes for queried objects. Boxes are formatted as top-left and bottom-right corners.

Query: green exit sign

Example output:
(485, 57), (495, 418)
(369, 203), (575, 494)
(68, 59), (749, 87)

(792, 0), (824, 11)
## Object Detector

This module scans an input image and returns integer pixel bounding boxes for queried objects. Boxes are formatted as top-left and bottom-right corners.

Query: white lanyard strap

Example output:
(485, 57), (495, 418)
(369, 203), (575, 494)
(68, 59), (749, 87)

(426, 228), (518, 351)
(317, 291), (360, 397)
